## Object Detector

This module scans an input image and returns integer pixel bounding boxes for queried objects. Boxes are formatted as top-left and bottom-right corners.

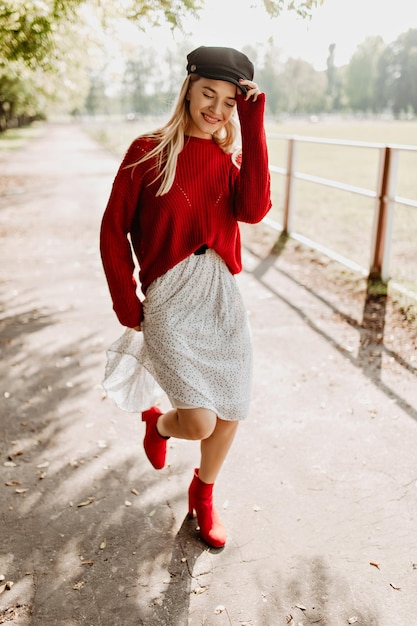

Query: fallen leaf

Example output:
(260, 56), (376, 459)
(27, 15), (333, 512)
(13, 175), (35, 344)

(72, 581), (85, 590)
(80, 560), (94, 566)
(369, 561), (380, 569)
(3, 461), (17, 467)
(286, 616), (293, 624)
(99, 539), (106, 550)
(5, 481), (21, 487)
(295, 604), (307, 611)
(253, 505), (261, 512)
(0, 581), (14, 594)
(348, 617), (358, 624)
(125, 500), (132, 507)
(131, 488), (139, 496)
(15, 488), (29, 494)
(37, 461), (50, 469)
(148, 509), (156, 517)
(214, 605), (225, 614)
(193, 586), (207, 595)
(77, 497), (95, 507)
(390, 583), (401, 591)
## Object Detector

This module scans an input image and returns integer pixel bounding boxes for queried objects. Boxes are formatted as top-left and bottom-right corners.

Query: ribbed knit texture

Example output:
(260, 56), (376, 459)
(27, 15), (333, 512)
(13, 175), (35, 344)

(100, 93), (271, 328)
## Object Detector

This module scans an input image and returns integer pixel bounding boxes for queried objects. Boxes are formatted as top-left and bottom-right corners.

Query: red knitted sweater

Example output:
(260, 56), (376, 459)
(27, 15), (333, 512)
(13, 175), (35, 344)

(100, 93), (271, 328)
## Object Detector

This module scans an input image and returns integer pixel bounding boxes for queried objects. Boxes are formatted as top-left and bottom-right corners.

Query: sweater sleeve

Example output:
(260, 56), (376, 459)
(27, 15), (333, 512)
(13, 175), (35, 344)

(232, 92), (272, 223)
(100, 141), (145, 328)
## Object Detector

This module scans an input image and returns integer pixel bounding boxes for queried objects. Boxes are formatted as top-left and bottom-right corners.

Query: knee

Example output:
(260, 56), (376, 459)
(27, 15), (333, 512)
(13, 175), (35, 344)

(178, 408), (216, 440)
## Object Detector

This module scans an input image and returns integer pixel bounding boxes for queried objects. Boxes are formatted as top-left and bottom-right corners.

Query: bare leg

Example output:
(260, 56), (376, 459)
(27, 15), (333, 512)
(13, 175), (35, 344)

(157, 407), (217, 441)
(199, 418), (239, 484)
(156, 408), (238, 482)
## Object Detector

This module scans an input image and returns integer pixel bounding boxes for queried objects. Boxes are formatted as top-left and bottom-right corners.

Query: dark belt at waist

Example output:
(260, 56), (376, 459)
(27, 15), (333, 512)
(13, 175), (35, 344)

(194, 244), (209, 255)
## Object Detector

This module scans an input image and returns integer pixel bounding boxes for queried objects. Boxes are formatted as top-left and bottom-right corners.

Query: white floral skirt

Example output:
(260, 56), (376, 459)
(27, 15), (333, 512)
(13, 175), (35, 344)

(103, 250), (252, 421)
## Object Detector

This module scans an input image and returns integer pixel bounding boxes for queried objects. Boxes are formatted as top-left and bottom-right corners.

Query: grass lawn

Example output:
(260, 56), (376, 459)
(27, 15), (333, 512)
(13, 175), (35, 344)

(264, 119), (417, 288)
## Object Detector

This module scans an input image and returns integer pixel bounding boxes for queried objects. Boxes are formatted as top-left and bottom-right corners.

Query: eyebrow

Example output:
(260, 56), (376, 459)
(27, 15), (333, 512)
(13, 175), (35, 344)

(201, 85), (236, 100)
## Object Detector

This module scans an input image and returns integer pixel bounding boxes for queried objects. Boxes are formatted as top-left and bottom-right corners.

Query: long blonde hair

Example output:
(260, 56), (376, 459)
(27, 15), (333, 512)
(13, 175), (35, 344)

(127, 74), (240, 196)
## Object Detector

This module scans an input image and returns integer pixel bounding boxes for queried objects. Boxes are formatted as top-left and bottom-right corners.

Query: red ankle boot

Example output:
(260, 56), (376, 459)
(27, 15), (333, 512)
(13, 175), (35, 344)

(142, 407), (169, 470)
(188, 468), (226, 548)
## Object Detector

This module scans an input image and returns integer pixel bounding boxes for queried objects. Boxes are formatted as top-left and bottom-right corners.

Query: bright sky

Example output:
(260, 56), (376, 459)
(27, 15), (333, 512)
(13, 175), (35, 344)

(138, 0), (417, 70)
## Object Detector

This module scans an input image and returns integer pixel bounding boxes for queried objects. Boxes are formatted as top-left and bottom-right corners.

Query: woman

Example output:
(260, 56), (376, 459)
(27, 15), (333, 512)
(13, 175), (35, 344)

(100, 46), (271, 548)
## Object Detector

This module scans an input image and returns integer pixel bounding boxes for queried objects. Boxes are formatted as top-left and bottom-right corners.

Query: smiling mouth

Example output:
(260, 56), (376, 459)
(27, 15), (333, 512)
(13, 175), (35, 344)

(202, 113), (221, 124)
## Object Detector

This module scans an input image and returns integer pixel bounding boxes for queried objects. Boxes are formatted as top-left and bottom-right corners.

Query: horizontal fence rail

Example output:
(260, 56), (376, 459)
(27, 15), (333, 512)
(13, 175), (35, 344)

(265, 134), (417, 296)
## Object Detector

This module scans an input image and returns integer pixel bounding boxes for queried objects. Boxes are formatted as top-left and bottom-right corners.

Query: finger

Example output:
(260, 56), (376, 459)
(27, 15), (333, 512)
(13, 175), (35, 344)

(239, 80), (261, 101)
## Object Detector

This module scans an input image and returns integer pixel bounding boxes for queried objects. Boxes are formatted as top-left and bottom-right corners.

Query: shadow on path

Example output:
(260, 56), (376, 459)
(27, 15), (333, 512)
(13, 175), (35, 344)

(244, 232), (417, 422)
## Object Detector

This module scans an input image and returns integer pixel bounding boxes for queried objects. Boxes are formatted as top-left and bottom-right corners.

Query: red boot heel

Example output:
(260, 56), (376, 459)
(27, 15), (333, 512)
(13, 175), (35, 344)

(188, 468), (226, 548)
(142, 407), (169, 470)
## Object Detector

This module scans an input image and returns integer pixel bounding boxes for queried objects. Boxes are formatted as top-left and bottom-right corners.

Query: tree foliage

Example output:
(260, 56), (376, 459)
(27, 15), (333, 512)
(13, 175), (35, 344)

(262, 0), (323, 19)
(0, 0), (324, 129)
(1, 1), (416, 129)
(345, 36), (385, 112)
(0, 0), (322, 69)
(387, 29), (417, 116)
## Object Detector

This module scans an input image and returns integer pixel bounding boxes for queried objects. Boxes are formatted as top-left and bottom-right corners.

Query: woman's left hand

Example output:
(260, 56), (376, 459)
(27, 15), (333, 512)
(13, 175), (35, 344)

(239, 79), (261, 102)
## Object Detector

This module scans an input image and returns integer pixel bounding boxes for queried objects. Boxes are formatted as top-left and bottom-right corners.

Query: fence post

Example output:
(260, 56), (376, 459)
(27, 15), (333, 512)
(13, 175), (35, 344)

(283, 138), (297, 235)
(369, 146), (399, 282)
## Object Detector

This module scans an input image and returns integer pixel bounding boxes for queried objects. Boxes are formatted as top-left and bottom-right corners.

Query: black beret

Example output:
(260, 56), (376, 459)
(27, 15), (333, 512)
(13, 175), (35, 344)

(186, 46), (254, 94)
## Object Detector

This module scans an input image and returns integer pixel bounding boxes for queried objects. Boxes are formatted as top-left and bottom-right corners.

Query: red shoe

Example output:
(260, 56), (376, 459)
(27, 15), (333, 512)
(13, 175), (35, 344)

(142, 407), (169, 470)
(188, 468), (226, 548)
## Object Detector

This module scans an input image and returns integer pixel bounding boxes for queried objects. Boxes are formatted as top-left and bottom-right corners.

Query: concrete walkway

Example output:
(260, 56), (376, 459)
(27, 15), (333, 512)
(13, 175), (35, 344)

(1, 124), (417, 626)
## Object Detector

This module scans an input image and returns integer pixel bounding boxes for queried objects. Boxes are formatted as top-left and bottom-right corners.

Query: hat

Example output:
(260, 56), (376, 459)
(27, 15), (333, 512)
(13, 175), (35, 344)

(186, 46), (254, 94)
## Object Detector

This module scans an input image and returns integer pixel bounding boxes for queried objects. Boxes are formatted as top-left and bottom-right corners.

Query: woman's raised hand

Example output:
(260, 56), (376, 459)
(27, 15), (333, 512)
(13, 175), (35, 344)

(239, 79), (261, 101)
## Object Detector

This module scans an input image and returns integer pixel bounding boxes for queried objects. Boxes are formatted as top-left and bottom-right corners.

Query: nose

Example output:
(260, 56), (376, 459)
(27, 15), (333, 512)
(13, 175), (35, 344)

(209, 98), (222, 115)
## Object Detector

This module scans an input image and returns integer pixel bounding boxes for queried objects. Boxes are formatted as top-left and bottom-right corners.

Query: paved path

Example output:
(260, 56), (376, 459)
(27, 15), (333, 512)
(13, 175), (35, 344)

(1, 124), (417, 625)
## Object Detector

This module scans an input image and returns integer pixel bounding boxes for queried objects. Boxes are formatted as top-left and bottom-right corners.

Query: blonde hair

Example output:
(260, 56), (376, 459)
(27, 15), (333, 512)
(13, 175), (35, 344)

(127, 74), (240, 196)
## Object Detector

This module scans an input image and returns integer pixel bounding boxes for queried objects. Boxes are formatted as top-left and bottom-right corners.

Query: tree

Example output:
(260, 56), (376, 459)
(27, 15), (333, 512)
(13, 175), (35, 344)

(373, 29), (417, 117)
(326, 43), (342, 110)
(0, 1), (323, 70)
(345, 36), (385, 112)
(0, 1), (200, 70)
(275, 58), (327, 114)
(390, 29), (417, 116)
(253, 42), (284, 115)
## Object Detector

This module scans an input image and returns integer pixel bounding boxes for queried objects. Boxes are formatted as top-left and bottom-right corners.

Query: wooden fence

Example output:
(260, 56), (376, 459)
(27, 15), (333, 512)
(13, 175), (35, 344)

(265, 135), (417, 295)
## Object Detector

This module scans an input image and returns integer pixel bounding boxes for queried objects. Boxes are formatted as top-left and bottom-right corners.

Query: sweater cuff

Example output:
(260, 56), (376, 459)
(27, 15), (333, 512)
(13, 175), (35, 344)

(114, 298), (143, 329)
(236, 92), (266, 136)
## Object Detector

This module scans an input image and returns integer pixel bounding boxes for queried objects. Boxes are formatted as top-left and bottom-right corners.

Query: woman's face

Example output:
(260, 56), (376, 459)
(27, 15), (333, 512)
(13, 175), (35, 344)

(185, 77), (237, 139)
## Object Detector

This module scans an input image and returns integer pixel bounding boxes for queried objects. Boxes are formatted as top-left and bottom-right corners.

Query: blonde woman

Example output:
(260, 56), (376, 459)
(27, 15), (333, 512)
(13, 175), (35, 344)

(100, 46), (271, 548)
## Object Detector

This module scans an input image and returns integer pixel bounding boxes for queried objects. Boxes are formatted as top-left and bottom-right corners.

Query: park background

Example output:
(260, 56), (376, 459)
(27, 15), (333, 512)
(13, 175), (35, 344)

(1, 0), (417, 296)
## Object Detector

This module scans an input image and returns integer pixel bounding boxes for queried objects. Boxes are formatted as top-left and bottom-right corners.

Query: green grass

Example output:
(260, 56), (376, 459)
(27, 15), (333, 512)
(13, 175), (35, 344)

(0, 123), (46, 154)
